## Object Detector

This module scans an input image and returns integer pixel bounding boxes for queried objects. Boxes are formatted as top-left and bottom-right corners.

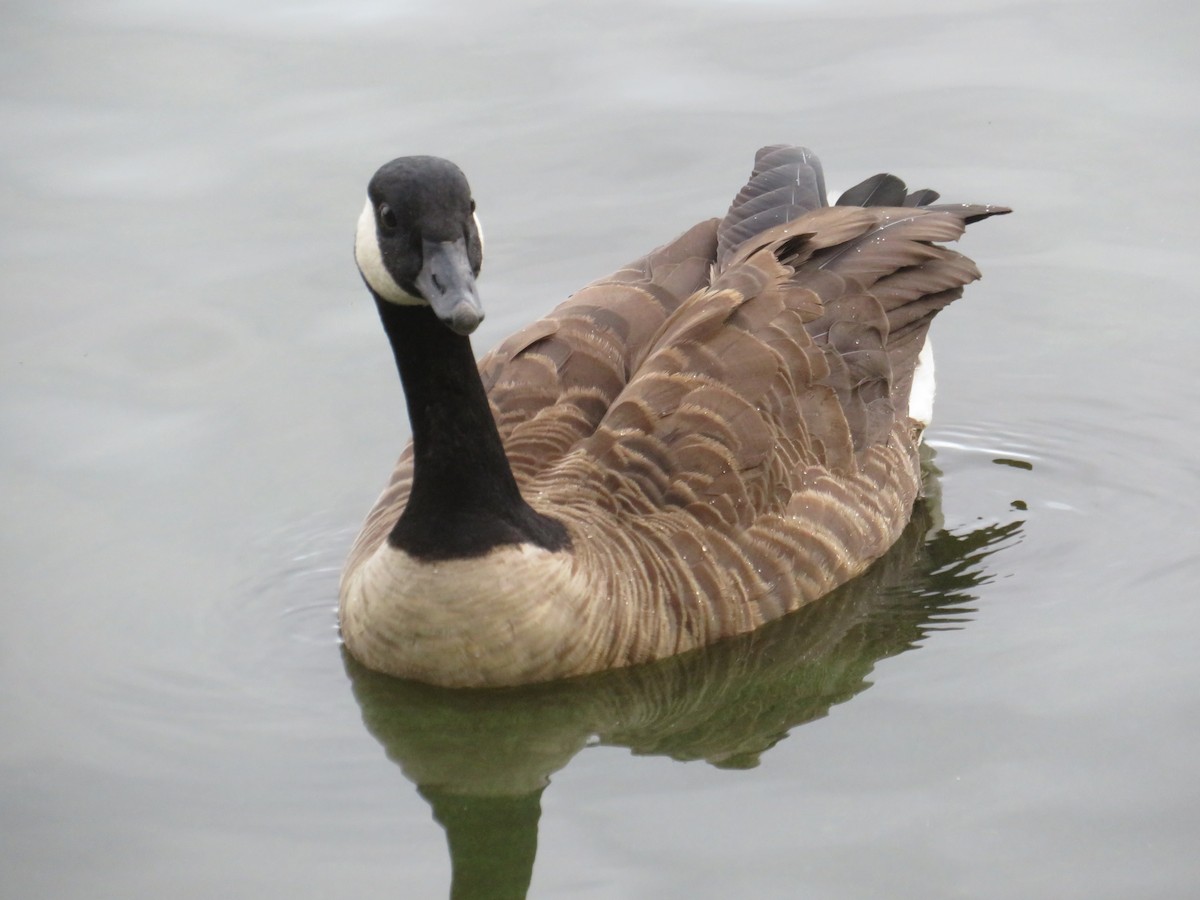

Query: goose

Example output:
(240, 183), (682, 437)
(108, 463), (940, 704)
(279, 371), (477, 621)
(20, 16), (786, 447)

(339, 145), (1008, 688)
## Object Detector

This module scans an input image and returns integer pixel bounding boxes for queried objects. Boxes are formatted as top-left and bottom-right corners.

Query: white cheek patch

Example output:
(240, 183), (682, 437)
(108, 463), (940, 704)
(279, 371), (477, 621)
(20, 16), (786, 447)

(354, 198), (425, 306)
(910, 337), (936, 433)
(473, 212), (484, 256)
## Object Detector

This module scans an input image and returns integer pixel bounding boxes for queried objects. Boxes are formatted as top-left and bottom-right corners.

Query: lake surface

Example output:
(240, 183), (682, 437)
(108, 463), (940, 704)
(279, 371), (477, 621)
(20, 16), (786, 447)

(4, 1), (1199, 897)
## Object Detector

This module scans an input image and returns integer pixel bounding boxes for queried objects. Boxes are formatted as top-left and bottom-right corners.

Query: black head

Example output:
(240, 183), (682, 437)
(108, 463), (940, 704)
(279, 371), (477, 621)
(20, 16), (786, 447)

(355, 156), (485, 335)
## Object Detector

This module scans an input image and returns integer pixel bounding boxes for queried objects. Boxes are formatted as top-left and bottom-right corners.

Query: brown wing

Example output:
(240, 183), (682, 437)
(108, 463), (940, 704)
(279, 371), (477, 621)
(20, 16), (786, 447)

(520, 195), (1007, 666)
(478, 219), (719, 483)
(550, 201), (1005, 511)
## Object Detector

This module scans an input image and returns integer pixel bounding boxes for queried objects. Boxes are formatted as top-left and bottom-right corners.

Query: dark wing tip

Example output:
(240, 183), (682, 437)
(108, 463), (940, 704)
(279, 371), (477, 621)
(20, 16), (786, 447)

(929, 203), (1012, 224)
(717, 145), (829, 269)
(902, 188), (941, 207)
(966, 204), (1012, 223)
(835, 173), (908, 208)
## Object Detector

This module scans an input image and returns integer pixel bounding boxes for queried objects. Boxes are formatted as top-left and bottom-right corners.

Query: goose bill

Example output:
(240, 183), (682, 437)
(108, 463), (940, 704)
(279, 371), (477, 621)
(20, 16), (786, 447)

(415, 238), (484, 336)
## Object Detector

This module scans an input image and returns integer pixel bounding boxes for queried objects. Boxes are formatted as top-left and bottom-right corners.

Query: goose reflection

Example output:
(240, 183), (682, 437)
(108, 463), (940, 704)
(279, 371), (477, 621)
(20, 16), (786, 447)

(342, 453), (1022, 899)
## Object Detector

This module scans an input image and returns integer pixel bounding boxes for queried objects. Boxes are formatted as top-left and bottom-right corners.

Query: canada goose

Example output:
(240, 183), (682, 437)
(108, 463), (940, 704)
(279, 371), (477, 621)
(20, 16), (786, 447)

(339, 145), (1007, 688)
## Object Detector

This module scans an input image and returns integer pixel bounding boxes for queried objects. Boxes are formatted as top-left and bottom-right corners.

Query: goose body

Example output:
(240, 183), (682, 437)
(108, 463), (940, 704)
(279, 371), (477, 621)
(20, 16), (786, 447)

(339, 146), (1007, 687)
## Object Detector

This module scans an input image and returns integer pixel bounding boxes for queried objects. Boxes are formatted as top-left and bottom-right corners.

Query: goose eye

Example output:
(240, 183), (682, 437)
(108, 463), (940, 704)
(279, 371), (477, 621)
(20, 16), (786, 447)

(378, 203), (398, 229)
(469, 199), (476, 214)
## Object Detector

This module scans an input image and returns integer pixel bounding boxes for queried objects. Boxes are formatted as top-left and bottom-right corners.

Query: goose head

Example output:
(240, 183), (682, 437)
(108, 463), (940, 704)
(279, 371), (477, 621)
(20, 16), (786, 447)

(354, 155), (485, 336)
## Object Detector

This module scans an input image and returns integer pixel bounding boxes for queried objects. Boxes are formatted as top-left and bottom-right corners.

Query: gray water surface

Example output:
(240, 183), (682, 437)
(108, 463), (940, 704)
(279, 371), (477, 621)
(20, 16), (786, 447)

(4, 1), (1199, 897)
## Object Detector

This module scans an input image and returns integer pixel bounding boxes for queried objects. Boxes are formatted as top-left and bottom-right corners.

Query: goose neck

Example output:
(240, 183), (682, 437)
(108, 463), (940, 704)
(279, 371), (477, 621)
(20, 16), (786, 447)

(374, 296), (569, 560)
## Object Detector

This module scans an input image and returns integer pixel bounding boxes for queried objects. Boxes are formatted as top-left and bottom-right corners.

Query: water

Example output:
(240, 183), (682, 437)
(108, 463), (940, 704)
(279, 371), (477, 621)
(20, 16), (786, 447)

(3, 1), (1199, 896)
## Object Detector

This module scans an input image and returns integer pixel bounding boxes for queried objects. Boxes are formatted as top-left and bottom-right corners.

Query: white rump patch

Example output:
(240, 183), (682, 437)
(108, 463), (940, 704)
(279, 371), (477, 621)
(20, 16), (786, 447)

(910, 337), (936, 433)
(354, 198), (424, 305)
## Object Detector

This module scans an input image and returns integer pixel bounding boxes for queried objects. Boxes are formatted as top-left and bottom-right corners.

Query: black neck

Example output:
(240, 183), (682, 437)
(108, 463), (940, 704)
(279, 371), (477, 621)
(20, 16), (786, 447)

(375, 296), (569, 560)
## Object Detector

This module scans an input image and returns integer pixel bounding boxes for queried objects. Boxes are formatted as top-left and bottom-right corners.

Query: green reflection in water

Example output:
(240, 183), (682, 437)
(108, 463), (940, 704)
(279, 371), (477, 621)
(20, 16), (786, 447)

(343, 453), (1022, 898)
